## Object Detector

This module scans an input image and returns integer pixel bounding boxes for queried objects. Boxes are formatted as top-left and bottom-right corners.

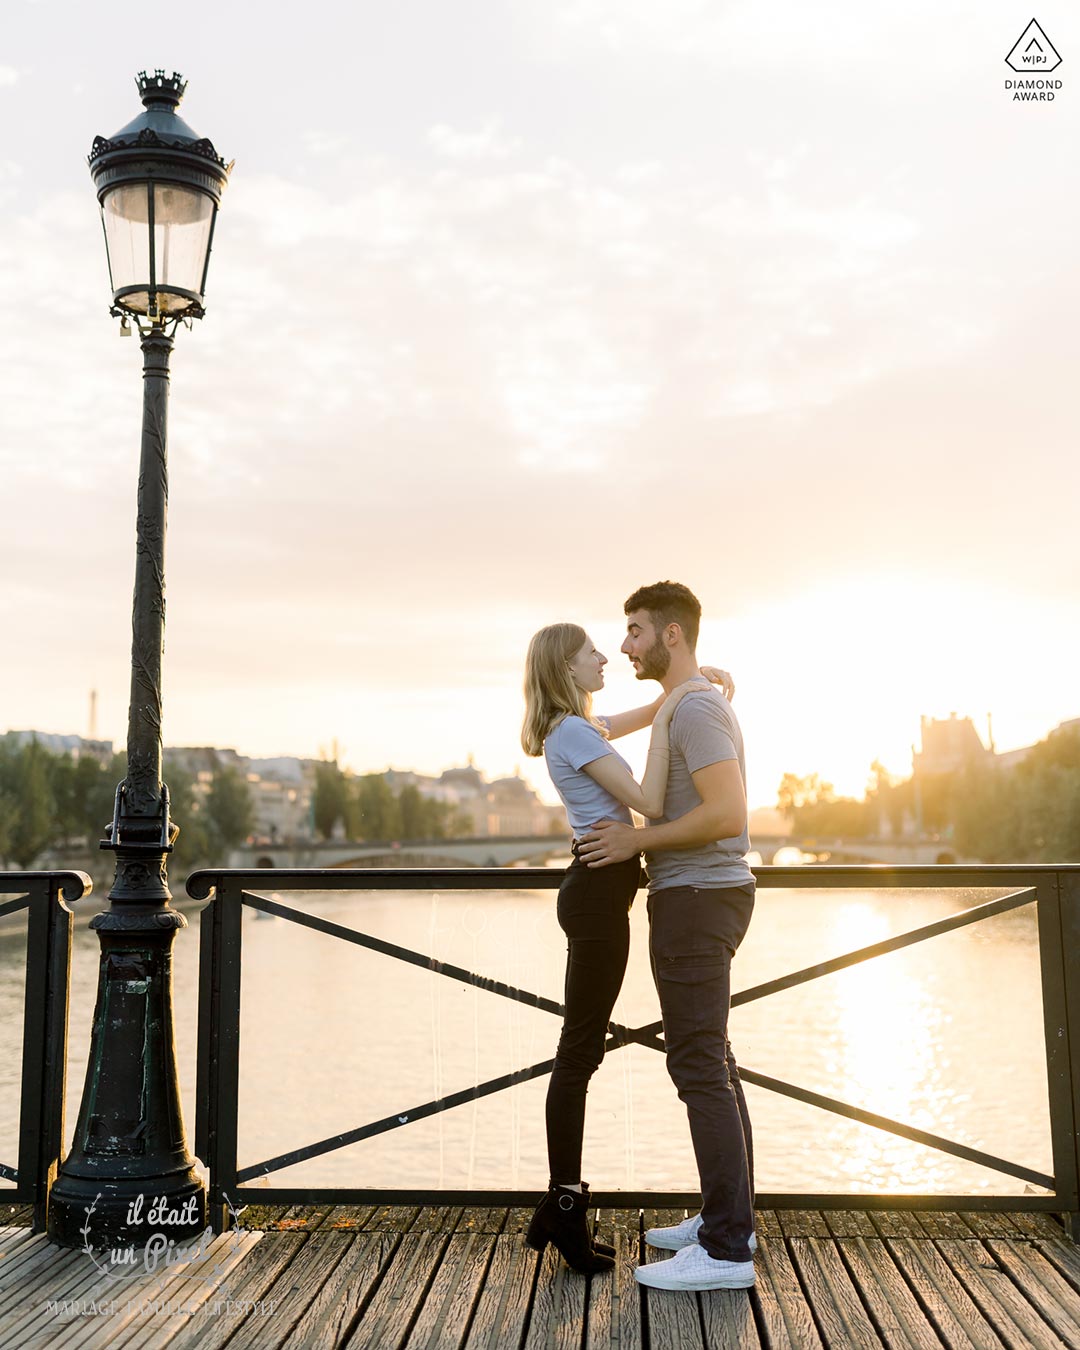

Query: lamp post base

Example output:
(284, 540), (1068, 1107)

(47, 859), (206, 1249)
(47, 1166), (205, 1250)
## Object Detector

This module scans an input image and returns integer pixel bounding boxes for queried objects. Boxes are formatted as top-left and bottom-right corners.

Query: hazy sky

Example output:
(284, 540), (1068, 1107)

(3, 1), (1077, 808)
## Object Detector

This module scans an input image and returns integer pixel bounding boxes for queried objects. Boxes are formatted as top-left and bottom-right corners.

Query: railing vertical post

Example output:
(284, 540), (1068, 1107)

(1037, 870), (1080, 1231)
(198, 876), (243, 1234)
(1054, 867), (1080, 1238)
(15, 874), (80, 1232)
(195, 888), (215, 1221)
(37, 877), (75, 1232)
(17, 879), (49, 1226)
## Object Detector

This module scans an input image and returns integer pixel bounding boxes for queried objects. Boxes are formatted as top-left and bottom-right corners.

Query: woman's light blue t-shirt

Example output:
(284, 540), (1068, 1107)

(544, 715), (633, 836)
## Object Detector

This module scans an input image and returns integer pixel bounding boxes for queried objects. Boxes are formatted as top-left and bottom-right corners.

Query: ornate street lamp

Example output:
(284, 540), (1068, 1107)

(48, 71), (231, 1248)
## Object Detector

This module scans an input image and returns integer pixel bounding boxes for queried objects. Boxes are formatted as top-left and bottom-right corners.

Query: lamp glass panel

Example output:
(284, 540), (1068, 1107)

(101, 185), (151, 296)
(153, 185), (214, 309)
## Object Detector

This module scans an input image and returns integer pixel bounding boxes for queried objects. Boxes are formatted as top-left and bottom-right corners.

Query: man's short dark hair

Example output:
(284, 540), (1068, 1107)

(624, 581), (702, 652)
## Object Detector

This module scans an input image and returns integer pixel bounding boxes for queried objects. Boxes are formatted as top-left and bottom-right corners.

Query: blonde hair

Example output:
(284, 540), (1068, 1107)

(521, 623), (609, 757)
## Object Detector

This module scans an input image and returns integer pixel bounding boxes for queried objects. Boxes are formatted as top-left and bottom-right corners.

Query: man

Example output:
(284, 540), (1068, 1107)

(578, 581), (756, 1291)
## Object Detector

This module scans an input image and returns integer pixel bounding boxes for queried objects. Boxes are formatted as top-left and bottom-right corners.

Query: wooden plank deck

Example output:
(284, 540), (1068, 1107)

(0, 1203), (1076, 1349)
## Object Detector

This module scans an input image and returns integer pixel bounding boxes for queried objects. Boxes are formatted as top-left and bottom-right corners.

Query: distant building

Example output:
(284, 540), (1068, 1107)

(384, 758), (564, 837)
(913, 714), (992, 778)
(245, 757), (316, 841)
(4, 730), (113, 763)
(164, 746), (317, 844)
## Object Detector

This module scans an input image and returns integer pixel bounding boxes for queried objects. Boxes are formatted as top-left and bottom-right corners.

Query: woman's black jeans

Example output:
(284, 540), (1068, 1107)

(545, 850), (641, 1184)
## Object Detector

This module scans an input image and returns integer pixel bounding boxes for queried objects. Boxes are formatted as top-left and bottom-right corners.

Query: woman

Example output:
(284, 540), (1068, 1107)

(520, 622), (733, 1273)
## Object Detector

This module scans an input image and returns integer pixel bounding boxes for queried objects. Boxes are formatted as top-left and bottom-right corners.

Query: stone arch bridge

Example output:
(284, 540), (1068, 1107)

(228, 833), (960, 871)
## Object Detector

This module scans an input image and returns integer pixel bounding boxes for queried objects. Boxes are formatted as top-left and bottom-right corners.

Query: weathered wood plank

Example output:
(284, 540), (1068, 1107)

(639, 1244), (704, 1350)
(885, 1237), (1002, 1350)
(642, 1207), (693, 1242)
(1008, 1214), (1067, 1242)
(261, 1203), (336, 1232)
(957, 1212), (1025, 1239)
(752, 1235), (824, 1350)
(502, 1208), (534, 1236)
(462, 1233), (539, 1350)
(453, 1208), (508, 1236)
(410, 1206), (465, 1234)
(0, 1242), (85, 1318)
(269, 1233), (396, 1350)
(1031, 1235), (1080, 1293)
(1, 1231), (259, 1350)
(0, 1250), (111, 1349)
(592, 1205), (639, 1253)
(0, 1231), (52, 1290)
(699, 1288), (761, 1349)
(61, 1229), (262, 1350)
(836, 1237), (944, 1349)
(0, 1209), (32, 1229)
(151, 1231), (307, 1350)
(916, 1212), (976, 1240)
(345, 1231), (450, 1349)
(364, 1206), (421, 1234)
(780, 1211), (831, 1239)
(522, 1244), (586, 1350)
(987, 1239), (1080, 1347)
(406, 1232), (496, 1349)
(754, 1210), (783, 1239)
(10, 1255), (150, 1350)
(788, 1236), (884, 1348)
(587, 1218), (643, 1350)
(230, 1204), (288, 1231)
(869, 1212), (926, 1240)
(824, 1212), (878, 1239)
(213, 1230), (355, 1350)
(322, 1205), (378, 1231)
(936, 1238), (1069, 1350)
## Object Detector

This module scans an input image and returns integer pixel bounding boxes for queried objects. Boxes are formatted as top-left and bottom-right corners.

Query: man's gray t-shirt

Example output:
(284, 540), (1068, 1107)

(645, 689), (753, 892)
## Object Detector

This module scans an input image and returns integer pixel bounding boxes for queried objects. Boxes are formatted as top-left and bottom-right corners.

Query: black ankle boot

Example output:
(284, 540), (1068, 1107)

(525, 1183), (615, 1273)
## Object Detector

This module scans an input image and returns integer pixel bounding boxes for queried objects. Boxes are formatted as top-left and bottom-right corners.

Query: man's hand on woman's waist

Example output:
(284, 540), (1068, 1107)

(577, 820), (641, 868)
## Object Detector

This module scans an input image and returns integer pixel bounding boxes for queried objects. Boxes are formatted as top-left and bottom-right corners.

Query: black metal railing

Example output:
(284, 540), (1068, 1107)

(0, 870), (91, 1231)
(188, 864), (1080, 1235)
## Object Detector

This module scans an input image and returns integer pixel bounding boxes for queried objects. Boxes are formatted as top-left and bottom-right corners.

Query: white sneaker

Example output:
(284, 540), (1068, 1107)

(634, 1242), (755, 1291)
(645, 1213), (757, 1255)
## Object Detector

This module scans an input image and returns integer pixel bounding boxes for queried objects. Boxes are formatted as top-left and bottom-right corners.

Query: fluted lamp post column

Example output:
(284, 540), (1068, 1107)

(48, 70), (231, 1247)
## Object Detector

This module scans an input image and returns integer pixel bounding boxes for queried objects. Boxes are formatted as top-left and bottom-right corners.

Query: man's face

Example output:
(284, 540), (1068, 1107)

(621, 610), (671, 681)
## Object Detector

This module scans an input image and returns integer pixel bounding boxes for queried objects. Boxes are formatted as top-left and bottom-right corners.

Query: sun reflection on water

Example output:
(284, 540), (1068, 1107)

(821, 902), (948, 1188)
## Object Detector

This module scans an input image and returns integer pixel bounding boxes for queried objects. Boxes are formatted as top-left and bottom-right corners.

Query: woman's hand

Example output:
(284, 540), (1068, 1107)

(699, 665), (735, 700)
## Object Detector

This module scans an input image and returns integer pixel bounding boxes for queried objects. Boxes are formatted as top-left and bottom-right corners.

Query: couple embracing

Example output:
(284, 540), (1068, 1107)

(520, 581), (756, 1292)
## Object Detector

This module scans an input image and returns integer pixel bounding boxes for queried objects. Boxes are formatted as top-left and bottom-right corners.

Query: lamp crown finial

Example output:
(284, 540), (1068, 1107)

(135, 70), (187, 108)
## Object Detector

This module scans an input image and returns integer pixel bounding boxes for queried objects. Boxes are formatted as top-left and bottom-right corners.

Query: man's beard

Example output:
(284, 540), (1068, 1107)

(635, 634), (671, 681)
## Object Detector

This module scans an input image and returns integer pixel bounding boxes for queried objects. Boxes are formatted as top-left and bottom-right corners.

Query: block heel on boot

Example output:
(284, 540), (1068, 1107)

(525, 1183), (615, 1273)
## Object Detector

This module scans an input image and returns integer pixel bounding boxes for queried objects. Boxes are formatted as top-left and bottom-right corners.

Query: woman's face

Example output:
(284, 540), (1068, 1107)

(567, 635), (607, 693)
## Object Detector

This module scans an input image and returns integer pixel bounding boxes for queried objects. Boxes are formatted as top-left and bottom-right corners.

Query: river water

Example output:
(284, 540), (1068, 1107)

(0, 879), (1051, 1199)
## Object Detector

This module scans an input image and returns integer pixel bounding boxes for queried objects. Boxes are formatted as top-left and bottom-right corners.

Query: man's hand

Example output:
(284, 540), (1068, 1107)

(578, 819), (642, 868)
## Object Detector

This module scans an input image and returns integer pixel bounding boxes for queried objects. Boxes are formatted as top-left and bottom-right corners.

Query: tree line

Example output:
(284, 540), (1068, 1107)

(776, 723), (1080, 862)
(0, 736), (254, 875)
(312, 762), (472, 842)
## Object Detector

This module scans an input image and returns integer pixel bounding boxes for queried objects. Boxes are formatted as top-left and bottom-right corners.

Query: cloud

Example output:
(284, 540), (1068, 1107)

(532, 0), (982, 76)
(428, 122), (522, 161)
(0, 66), (19, 87)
